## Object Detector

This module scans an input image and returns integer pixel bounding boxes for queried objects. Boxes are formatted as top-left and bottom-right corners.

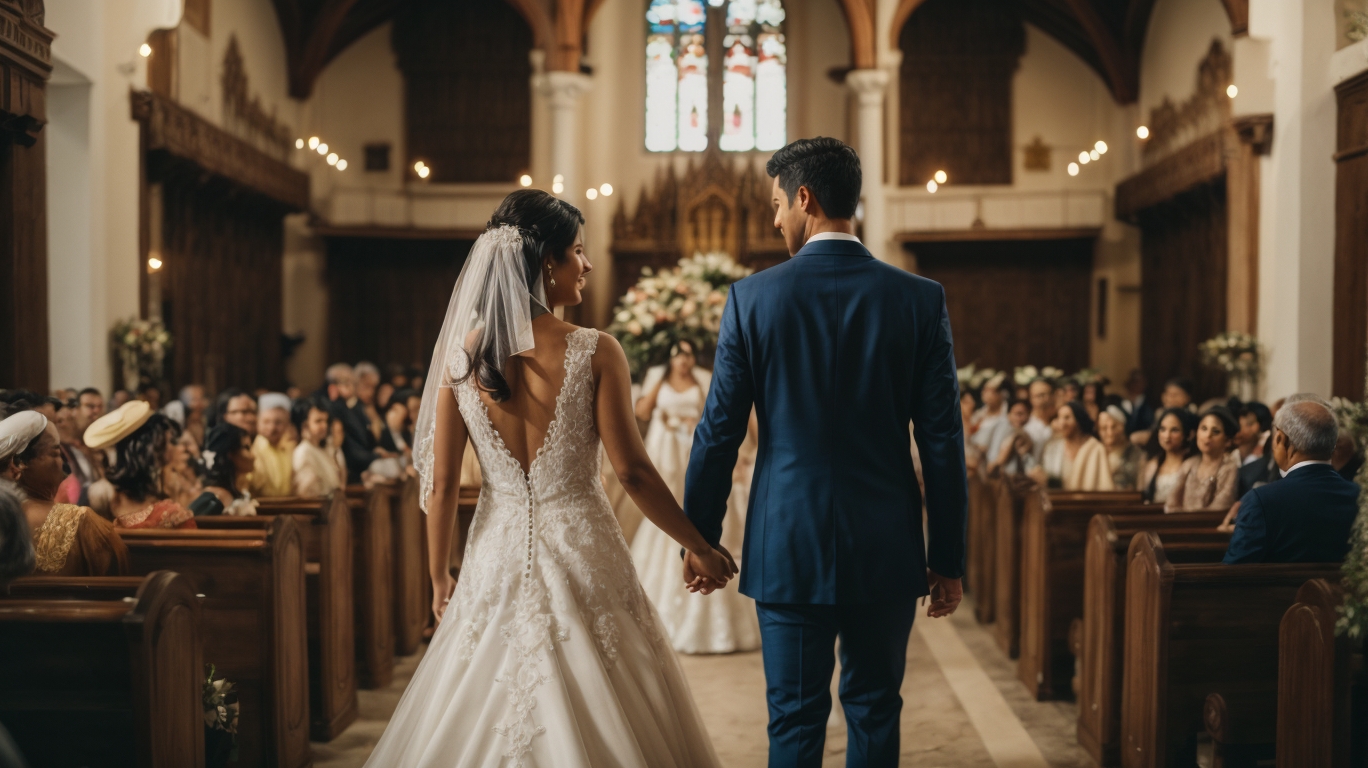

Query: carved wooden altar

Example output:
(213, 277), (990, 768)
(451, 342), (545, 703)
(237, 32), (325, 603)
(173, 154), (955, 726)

(610, 147), (789, 301)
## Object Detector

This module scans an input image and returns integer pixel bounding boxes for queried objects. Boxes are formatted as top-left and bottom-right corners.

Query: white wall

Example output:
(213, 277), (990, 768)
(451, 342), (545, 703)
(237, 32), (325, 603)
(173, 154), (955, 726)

(1139, 0), (1233, 121)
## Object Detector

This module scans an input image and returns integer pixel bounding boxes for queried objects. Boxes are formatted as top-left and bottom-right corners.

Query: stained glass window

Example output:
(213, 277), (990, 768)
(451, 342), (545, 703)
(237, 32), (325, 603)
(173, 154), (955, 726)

(645, 0), (785, 152)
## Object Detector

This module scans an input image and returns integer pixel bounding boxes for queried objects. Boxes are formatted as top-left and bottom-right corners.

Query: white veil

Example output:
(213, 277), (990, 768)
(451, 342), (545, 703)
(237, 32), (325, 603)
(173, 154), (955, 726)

(413, 224), (548, 512)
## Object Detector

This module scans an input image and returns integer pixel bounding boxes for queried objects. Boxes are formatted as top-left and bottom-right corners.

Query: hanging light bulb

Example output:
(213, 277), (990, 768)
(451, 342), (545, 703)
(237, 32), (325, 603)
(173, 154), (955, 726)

(551, 181), (564, 194)
(1089, 150), (1100, 161)
(139, 43), (152, 58)
(326, 153), (338, 166)
(147, 256), (163, 270)
(417, 166), (430, 179)
(926, 180), (938, 193)
(520, 174), (533, 187)
(553, 173), (565, 184)
(600, 183), (614, 196)
(1094, 140), (1108, 154)
(586, 188), (599, 200)
(295, 138), (304, 149)
(1079, 151), (1090, 165)
(336, 159), (348, 171)
(934, 170), (948, 184)
(1068, 162), (1080, 176)
(308, 137), (320, 149)
(1226, 84), (1238, 98)
(1136, 125), (1150, 139)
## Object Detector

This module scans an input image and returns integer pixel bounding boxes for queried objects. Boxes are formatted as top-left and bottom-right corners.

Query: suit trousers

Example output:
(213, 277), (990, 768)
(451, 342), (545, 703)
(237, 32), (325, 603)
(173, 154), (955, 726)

(755, 599), (917, 768)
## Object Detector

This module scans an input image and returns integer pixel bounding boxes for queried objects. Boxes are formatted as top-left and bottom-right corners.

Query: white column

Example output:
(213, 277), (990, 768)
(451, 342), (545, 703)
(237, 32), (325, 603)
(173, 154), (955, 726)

(846, 69), (890, 262)
(543, 71), (592, 207)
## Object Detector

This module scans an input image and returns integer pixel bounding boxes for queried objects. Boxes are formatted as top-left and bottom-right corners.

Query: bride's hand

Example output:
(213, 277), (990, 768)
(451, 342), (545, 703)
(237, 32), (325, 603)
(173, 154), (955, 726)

(683, 545), (737, 594)
(432, 572), (457, 624)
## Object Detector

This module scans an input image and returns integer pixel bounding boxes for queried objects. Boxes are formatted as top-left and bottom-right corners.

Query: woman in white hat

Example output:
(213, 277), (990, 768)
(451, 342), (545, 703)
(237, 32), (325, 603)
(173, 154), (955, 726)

(84, 401), (197, 530)
(0, 410), (128, 575)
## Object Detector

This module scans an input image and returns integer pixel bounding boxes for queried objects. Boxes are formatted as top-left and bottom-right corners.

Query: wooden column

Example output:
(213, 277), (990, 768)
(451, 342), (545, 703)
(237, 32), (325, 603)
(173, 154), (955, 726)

(0, 1), (53, 391)
(1333, 72), (1368, 400)
(1227, 114), (1271, 336)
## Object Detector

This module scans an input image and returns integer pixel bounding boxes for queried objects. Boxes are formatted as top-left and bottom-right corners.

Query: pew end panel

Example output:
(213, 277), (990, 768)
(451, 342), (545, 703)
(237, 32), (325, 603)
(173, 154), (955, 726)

(347, 485), (395, 689)
(967, 472), (996, 623)
(391, 478), (427, 655)
(1120, 531), (1341, 768)
(0, 571), (205, 768)
(1276, 578), (1360, 768)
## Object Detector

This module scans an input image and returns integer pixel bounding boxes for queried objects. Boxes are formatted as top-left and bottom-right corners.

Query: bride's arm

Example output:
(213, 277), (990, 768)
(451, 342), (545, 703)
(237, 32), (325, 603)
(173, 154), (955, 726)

(594, 334), (737, 584)
(427, 389), (468, 622)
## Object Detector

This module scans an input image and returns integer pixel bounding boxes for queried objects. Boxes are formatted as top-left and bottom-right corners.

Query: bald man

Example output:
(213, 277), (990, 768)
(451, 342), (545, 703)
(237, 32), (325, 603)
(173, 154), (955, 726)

(1224, 395), (1360, 565)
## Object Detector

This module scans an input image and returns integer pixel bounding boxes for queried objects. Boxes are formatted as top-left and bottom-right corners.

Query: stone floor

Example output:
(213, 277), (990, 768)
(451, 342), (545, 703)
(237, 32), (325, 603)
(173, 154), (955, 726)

(313, 596), (1097, 768)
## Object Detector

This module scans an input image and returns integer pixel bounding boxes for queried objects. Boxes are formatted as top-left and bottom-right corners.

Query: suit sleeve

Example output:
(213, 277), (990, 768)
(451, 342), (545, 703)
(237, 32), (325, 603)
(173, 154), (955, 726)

(683, 286), (755, 547)
(1222, 491), (1268, 564)
(909, 285), (968, 579)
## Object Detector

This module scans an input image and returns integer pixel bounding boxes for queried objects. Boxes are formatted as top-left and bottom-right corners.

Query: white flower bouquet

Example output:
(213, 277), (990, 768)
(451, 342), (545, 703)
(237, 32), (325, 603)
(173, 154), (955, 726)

(957, 364), (1002, 392)
(111, 316), (172, 392)
(607, 252), (752, 381)
(1199, 332), (1261, 377)
(1013, 365), (1064, 387)
(203, 664), (239, 765)
(1332, 395), (1368, 641)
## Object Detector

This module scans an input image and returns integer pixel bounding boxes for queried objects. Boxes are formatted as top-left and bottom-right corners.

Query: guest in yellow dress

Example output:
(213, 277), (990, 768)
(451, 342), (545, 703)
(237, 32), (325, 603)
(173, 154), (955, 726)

(251, 393), (296, 497)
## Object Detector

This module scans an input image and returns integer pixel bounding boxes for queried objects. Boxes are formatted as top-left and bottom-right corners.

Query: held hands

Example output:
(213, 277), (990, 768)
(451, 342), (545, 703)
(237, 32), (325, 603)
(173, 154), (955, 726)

(431, 571), (457, 624)
(925, 570), (963, 618)
(682, 545), (739, 595)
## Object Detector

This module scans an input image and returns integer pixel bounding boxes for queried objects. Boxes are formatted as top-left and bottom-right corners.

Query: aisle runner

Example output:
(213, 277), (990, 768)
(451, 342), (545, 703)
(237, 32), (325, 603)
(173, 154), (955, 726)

(916, 616), (1050, 768)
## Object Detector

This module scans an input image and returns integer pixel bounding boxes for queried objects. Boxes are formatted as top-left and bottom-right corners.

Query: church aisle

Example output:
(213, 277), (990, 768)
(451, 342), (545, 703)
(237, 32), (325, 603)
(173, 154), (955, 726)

(313, 596), (1093, 768)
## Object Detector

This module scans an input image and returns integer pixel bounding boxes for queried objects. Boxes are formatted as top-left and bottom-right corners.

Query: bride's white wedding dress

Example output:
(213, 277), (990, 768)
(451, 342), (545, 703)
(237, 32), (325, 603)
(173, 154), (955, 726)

(363, 328), (721, 768)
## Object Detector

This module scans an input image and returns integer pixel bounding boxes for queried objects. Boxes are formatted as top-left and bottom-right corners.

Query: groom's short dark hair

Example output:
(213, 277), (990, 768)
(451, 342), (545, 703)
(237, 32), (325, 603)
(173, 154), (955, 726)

(766, 138), (862, 220)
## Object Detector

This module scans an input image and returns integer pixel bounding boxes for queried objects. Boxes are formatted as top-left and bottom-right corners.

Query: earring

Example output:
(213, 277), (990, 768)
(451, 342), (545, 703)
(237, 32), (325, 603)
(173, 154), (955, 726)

(547, 266), (556, 289)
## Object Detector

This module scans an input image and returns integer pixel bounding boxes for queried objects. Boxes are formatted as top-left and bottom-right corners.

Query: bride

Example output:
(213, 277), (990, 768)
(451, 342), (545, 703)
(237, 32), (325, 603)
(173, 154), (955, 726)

(630, 341), (761, 654)
(363, 190), (734, 767)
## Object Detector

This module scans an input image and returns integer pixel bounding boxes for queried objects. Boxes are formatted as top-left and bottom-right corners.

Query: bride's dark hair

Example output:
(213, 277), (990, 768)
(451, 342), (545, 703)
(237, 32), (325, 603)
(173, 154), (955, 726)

(466, 189), (584, 402)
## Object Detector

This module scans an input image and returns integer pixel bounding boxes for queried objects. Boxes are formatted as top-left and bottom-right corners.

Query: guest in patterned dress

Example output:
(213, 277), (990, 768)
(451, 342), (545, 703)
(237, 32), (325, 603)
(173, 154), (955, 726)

(84, 401), (197, 530)
(0, 410), (127, 575)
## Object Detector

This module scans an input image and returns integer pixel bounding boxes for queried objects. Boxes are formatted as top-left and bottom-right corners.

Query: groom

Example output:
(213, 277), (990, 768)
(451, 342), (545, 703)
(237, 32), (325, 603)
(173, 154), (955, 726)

(683, 137), (968, 767)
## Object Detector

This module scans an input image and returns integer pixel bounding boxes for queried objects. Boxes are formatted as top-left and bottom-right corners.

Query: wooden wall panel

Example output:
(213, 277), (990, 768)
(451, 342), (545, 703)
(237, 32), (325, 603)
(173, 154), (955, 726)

(907, 237), (1094, 373)
(0, 130), (49, 391)
(898, 0), (1023, 187)
(1138, 179), (1228, 403)
(1333, 71), (1368, 400)
(393, 0), (532, 184)
(159, 170), (287, 394)
(325, 237), (474, 371)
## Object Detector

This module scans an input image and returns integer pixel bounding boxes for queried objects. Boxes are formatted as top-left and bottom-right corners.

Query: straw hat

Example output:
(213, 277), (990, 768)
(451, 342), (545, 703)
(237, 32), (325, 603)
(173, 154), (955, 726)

(84, 400), (153, 451)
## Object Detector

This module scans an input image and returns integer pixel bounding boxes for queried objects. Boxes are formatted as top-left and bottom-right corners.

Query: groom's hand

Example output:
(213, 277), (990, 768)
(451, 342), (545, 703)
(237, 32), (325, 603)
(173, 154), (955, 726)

(683, 545), (737, 594)
(925, 570), (963, 618)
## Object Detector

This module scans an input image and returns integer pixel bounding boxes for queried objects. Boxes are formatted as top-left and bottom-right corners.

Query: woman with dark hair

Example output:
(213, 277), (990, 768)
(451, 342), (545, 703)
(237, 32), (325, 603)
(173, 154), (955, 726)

(1166, 405), (1241, 512)
(210, 388), (257, 436)
(369, 189), (729, 766)
(1138, 407), (1198, 504)
(202, 423), (259, 515)
(1, 411), (128, 575)
(86, 401), (196, 529)
(292, 396), (345, 497)
(0, 479), (36, 586)
(1032, 401), (1114, 490)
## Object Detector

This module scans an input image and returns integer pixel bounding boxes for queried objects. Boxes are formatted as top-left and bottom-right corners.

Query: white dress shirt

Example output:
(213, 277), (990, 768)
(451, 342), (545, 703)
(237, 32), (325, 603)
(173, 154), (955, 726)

(1280, 459), (1332, 478)
(805, 232), (862, 245)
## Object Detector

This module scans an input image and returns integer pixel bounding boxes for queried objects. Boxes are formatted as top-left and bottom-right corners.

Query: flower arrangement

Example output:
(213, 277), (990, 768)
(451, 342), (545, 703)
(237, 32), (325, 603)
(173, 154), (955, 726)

(1199, 332), (1261, 376)
(1013, 365), (1064, 387)
(1072, 368), (1107, 386)
(607, 252), (752, 381)
(111, 317), (172, 392)
(203, 664), (239, 766)
(1334, 393), (1368, 641)
(956, 365), (1002, 392)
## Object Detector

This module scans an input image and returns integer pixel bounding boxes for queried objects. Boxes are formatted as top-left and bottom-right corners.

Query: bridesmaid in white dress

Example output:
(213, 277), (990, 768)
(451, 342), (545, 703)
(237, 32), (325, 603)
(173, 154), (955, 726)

(630, 340), (761, 654)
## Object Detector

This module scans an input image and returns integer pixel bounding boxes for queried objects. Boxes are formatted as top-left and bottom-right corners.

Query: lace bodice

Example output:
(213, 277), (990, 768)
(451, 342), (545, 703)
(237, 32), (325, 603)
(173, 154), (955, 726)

(444, 327), (662, 763)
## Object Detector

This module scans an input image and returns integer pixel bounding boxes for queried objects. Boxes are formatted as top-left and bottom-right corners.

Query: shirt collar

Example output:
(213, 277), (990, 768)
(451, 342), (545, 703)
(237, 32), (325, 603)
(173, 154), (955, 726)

(1280, 459), (1332, 477)
(805, 232), (862, 244)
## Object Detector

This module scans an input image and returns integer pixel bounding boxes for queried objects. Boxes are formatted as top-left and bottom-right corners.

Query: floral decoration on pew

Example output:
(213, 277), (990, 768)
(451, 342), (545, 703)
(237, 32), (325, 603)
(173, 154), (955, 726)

(1013, 365), (1064, 387)
(1334, 396), (1368, 640)
(111, 316), (173, 392)
(203, 664), (240, 766)
(1072, 368), (1106, 385)
(608, 252), (752, 382)
(957, 365), (1001, 392)
(1199, 332), (1263, 396)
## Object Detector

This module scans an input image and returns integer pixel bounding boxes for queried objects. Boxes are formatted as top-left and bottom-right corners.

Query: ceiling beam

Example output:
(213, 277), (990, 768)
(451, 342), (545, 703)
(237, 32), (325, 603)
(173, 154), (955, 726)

(1061, 0), (1137, 103)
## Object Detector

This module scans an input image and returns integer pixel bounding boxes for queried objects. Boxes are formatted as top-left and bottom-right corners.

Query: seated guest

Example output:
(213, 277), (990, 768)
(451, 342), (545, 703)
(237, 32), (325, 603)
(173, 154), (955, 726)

(1025, 378), (1056, 461)
(355, 361), (385, 443)
(203, 423), (259, 515)
(1080, 378), (1107, 423)
(292, 396), (345, 497)
(1121, 369), (1154, 435)
(84, 402), (196, 529)
(49, 398), (86, 504)
(178, 384), (207, 447)
(1098, 404), (1144, 491)
(0, 480), (35, 586)
(251, 393), (295, 498)
(135, 383), (161, 411)
(1224, 397), (1359, 564)
(1161, 377), (1195, 412)
(379, 398), (413, 459)
(1139, 408), (1197, 504)
(326, 363), (387, 483)
(0, 389), (60, 420)
(1332, 427), (1364, 483)
(1, 411), (127, 575)
(990, 400), (1038, 476)
(211, 388), (258, 437)
(969, 375), (1010, 467)
(1031, 402), (1113, 490)
(377, 381), (395, 413)
(109, 390), (133, 409)
(1166, 406), (1240, 512)
(1235, 401), (1273, 465)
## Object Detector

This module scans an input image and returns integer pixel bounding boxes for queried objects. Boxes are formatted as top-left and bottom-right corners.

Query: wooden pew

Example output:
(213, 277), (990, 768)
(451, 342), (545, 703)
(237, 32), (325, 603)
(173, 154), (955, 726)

(966, 470), (996, 623)
(0, 571), (204, 768)
(1077, 512), (1229, 766)
(1119, 532), (1341, 768)
(251, 493), (358, 741)
(388, 478), (427, 655)
(347, 484), (395, 689)
(1276, 578), (1363, 768)
(119, 518), (312, 768)
(992, 479), (1027, 657)
(1018, 494), (1154, 700)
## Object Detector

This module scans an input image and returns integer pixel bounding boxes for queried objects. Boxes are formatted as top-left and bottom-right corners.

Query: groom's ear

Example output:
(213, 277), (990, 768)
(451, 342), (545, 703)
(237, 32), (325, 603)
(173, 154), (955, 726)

(797, 185), (822, 218)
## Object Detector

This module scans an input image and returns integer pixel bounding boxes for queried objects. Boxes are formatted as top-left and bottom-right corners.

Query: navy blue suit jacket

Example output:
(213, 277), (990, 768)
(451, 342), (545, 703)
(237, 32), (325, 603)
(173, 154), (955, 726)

(1223, 463), (1359, 565)
(683, 238), (968, 605)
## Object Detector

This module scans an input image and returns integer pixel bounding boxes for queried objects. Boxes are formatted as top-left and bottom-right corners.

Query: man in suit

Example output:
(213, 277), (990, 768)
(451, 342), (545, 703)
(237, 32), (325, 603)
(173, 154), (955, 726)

(325, 363), (390, 484)
(1224, 395), (1359, 564)
(683, 137), (968, 768)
